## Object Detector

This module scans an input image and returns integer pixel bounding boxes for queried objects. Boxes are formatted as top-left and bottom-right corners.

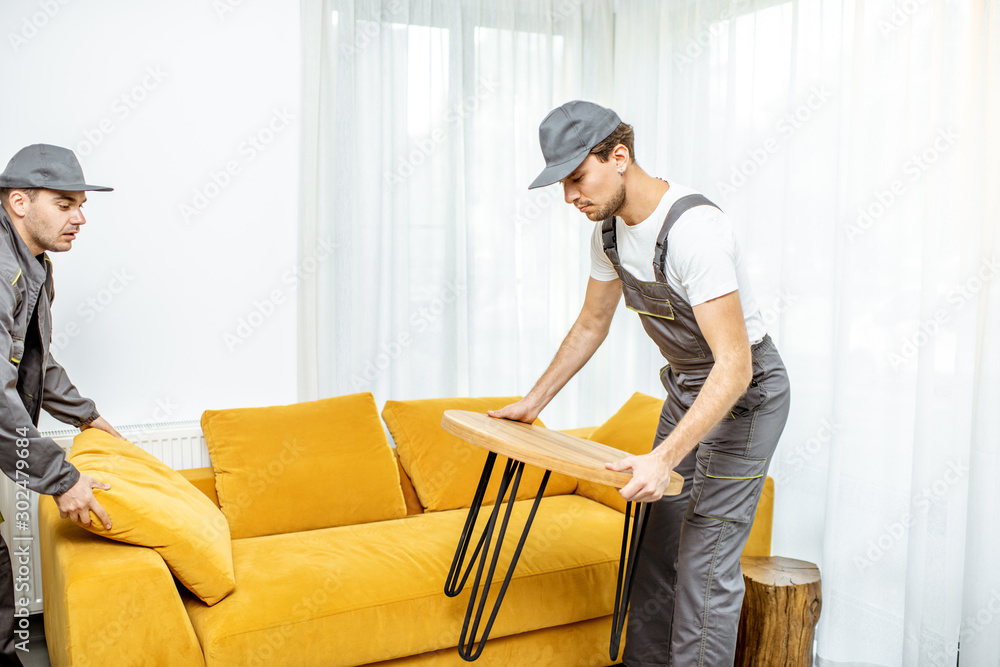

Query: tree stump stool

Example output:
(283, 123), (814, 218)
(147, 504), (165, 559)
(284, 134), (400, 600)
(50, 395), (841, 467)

(735, 556), (822, 667)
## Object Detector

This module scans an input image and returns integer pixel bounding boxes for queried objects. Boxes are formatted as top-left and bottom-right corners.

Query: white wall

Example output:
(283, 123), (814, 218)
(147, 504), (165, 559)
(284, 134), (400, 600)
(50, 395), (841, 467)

(0, 1), (302, 428)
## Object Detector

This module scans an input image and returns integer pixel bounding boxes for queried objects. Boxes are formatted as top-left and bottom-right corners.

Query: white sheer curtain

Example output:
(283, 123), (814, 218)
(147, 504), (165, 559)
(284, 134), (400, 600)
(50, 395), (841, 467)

(612, 0), (999, 665)
(300, 0), (627, 429)
(301, 0), (999, 664)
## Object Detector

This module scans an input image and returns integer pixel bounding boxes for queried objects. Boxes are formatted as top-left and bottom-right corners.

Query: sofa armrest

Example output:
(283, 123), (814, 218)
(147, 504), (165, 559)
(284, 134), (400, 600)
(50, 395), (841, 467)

(39, 497), (206, 667)
(742, 476), (773, 557)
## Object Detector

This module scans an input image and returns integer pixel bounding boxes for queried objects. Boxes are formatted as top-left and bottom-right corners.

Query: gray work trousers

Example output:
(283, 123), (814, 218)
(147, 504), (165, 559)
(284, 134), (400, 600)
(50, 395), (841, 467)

(623, 336), (791, 667)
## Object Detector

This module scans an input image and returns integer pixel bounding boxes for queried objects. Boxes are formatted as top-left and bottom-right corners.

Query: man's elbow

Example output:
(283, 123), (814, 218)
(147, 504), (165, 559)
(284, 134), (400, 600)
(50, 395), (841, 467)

(575, 310), (614, 341)
(719, 346), (753, 388)
(738, 345), (753, 385)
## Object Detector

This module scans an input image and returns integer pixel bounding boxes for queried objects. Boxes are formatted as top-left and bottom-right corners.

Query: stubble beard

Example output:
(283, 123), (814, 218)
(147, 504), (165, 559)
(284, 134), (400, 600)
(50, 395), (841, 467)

(585, 182), (627, 221)
(24, 206), (71, 253)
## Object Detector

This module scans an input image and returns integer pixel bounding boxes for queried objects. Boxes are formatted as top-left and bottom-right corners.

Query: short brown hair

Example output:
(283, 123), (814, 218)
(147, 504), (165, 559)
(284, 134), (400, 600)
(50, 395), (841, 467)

(0, 188), (39, 207)
(590, 122), (636, 165)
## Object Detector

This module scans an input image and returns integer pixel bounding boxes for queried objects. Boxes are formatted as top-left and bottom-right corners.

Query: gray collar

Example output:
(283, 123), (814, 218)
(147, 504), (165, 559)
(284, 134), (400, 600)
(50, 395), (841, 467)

(0, 207), (49, 288)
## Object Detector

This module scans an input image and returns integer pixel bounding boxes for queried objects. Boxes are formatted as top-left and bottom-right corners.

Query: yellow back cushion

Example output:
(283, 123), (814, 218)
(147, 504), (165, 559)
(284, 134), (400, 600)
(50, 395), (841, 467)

(67, 429), (235, 605)
(576, 392), (663, 513)
(201, 393), (406, 539)
(382, 396), (578, 512)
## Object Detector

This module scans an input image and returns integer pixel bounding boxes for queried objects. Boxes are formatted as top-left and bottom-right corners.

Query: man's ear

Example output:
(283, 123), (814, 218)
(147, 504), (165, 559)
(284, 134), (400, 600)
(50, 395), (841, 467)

(5, 190), (29, 218)
(612, 144), (631, 172)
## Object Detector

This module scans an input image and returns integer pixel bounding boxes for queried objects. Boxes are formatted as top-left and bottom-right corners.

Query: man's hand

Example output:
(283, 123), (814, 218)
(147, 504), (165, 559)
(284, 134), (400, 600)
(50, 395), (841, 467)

(55, 474), (112, 530)
(607, 451), (675, 503)
(80, 416), (125, 440)
(487, 397), (543, 424)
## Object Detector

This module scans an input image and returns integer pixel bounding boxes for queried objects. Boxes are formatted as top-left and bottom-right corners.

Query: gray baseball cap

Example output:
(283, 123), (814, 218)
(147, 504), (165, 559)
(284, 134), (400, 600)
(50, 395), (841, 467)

(0, 144), (113, 192)
(528, 100), (622, 189)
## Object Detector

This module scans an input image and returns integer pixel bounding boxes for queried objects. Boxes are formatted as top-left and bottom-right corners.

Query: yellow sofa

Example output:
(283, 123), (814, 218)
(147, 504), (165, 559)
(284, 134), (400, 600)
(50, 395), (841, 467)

(38, 392), (774, 667)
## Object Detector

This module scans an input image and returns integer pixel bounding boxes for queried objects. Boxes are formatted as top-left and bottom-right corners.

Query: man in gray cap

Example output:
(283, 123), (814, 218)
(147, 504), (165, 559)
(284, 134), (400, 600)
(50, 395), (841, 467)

(0, 144), (122, 665)
(490, 102), (791, 666)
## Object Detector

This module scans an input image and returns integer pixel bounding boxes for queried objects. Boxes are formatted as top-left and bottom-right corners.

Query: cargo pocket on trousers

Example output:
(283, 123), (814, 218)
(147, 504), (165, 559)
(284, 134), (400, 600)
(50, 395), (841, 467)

(692, 452), (768, 523)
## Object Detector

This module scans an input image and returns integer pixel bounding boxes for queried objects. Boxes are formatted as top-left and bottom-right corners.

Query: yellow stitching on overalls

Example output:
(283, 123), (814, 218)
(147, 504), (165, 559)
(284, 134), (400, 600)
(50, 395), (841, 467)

(707, 451), (766, 480)
(699, 523), (729, 666)
(705, 474), (763, 480)
(625, 304), (676, 321)
(9, 269), (20, 286)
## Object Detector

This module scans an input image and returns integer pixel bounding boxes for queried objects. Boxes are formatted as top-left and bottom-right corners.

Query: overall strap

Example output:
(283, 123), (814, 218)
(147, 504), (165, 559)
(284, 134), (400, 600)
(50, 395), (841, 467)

(653, 194), (720, 280)
(601, 217), (618, 262)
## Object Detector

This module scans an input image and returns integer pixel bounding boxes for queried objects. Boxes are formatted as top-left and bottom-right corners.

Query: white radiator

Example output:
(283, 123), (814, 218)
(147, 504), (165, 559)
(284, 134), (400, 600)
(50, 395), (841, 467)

(0, 420), (209, 614)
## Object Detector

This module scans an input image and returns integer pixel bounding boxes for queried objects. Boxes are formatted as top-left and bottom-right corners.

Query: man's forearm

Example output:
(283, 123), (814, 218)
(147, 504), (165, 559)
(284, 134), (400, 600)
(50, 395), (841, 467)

(524, 316), (611, 410)
(42, 354), (100, 427)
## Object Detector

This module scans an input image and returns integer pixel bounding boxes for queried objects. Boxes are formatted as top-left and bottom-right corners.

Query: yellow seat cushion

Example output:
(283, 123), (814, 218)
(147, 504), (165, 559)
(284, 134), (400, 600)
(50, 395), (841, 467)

(382, 396), (578, 513)
(366, 617), (614, 667)
(184, 495), (622, 667)
(66, 429), (235, 605)
(201, 393), (407, 539)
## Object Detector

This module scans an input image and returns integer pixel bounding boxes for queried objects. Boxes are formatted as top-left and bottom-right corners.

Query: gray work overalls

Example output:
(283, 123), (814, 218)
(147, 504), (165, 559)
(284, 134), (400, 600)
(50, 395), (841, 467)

(601, 194), (791, 667)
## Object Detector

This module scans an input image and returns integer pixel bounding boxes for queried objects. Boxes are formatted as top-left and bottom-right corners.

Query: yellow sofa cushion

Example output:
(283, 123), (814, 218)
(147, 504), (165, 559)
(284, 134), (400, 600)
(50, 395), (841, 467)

(66, 429), (235, 605)
(366, 616), (614, 667)
(201, 393), (407, 539)
(382, 396), (577, 513)
(576, 392), (664, 514)
(184, 495), (621, 667)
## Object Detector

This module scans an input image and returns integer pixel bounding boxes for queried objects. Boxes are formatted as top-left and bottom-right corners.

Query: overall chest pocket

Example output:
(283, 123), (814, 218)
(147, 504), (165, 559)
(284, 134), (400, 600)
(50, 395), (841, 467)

(619, 277), (708, 362)
(622, 281), (676, 320)
(622, 282), (675, 320)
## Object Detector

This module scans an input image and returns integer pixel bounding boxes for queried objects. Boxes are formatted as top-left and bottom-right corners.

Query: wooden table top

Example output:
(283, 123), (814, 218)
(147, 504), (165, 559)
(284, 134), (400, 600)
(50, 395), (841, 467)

(441, 410), (684, 495)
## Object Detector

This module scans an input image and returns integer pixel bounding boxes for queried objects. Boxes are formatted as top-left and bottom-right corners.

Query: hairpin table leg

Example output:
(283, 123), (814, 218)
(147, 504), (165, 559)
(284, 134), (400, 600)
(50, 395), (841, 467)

(445, 452), (498, 597)
(610, 500), (650, 661)
(444, 454), (550, 661)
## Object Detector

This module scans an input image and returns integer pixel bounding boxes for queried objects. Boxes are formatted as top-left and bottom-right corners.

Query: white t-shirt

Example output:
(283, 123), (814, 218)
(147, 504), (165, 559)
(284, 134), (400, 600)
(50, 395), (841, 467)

(590, 182), (766, 344)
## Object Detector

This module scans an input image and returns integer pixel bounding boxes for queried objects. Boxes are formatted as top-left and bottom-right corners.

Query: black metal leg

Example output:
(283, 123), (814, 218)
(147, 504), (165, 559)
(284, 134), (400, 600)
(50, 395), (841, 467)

(444, 454), (550, 662)
(445, 452), (498, 597)
(610, 500), (650, 661)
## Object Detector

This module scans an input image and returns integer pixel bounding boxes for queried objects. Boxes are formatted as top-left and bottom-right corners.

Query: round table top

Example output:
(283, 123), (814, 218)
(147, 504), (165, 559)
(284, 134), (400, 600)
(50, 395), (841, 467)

(441, 410), (684, 495)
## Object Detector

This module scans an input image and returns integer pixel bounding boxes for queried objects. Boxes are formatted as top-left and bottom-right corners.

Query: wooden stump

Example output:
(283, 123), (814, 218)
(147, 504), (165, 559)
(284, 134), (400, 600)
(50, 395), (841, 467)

(735, 556), (822, 667)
